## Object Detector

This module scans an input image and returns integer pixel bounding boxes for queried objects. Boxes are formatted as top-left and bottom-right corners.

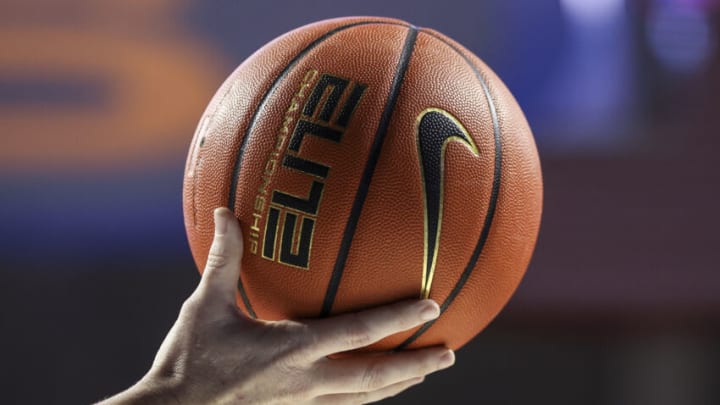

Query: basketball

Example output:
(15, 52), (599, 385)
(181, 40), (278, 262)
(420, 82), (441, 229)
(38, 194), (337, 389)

(182, 16), (542, 351)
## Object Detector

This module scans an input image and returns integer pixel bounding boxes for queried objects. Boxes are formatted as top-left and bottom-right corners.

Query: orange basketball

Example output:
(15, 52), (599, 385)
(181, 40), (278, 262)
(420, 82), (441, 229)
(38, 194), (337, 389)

(183, 16), (542, 351)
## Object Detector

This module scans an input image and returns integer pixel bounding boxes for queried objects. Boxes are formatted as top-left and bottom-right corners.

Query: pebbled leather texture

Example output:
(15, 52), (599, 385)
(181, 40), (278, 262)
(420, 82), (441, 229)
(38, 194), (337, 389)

(183, 17), (542, 351)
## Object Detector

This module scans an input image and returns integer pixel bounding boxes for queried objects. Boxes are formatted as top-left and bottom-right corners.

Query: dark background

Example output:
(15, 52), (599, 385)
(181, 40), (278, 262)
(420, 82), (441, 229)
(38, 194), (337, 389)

(1, 0), (719, 404)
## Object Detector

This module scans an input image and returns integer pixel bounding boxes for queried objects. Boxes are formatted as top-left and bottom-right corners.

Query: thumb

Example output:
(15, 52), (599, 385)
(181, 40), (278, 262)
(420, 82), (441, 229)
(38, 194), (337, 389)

(200, 207), (244, 302)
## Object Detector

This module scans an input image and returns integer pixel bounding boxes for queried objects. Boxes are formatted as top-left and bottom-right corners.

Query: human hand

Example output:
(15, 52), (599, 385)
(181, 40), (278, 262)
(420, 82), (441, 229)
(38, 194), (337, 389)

(99, 208), (454, 405)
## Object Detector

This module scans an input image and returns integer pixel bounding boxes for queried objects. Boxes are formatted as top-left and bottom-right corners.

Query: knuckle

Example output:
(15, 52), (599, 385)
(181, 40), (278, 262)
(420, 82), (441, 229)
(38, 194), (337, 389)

(296, 326), (320, 353)
(420, 354), (436, 372)
(277, 322), (316, 362)
(205, 235), (232, 269)
(205, 251), (229, 272)
(360, 362), (388, 391)
(344, 313), (374, 348)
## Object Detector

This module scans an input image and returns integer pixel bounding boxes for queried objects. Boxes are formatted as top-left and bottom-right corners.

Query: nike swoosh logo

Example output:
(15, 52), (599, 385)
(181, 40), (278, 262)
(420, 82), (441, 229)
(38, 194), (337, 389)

(416, 108), (480, 299)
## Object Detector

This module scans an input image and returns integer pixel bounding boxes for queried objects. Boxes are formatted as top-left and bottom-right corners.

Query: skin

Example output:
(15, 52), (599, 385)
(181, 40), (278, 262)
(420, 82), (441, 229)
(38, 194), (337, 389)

(98, 208), (455, 404)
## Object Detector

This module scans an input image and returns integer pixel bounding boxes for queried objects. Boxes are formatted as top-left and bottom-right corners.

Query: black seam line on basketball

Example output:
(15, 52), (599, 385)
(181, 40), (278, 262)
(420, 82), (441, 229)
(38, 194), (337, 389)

(227, 19), (409, 210)
(394, 31), (503, 351)
(236, 279), (256, 318)
(320, 26), (419, 318)
(226, 20), (409, 319)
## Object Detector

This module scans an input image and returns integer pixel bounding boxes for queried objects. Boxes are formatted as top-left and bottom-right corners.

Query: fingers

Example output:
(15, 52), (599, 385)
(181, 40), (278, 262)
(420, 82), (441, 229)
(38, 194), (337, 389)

(317, 347), (454, 395)
(313, 376), (424, 404)
(198, 207), (243, 303)
(305, 300), (440, 356)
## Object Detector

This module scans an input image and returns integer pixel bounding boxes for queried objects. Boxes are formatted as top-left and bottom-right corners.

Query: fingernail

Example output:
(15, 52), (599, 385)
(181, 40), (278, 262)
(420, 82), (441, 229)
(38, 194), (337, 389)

(214, 208), (228, 235)
(419, 300), (440, 321)
(438, 350), (455, 368)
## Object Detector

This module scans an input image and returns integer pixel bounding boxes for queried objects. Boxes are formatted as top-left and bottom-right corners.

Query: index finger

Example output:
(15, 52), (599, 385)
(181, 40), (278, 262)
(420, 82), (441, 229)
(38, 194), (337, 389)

(304, 300), (440, 357)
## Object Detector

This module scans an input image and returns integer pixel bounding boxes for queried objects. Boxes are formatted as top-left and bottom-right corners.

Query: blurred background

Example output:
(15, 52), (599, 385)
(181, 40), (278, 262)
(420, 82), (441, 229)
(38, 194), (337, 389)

(1, 0), (719, 403)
